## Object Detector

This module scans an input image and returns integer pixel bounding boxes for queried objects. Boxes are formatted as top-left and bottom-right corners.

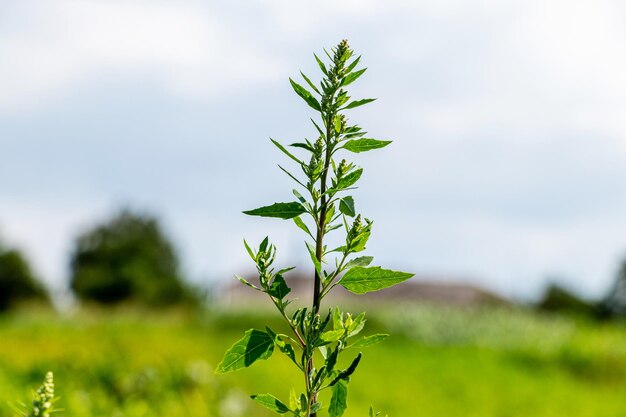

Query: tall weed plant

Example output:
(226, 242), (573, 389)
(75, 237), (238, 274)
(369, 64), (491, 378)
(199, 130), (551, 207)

(216, 40), (413, 417)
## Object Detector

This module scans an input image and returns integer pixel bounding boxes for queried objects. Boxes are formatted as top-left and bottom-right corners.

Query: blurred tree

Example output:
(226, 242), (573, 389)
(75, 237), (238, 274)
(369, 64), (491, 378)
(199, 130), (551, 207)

(70, 210), (196, 306)
(597, 259), (626, 319)
(537, 282), (594, 316)
(0, 243), (49, 311)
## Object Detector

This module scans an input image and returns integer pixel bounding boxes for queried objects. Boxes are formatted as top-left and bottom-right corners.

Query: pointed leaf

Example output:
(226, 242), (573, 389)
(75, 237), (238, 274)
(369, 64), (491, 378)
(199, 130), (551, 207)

(321, 329), (345, 343)
(271, 138), (303, 164)
(350, 334), (389, 349)
(300, 71), (320, 95)
(346, 55), (361, 73)
(268, 274), (291, 299)
(235, 275), (261, 291)
(306, 242), (322, 276)
(314, 53), (328, 75)
(340, 267), (414, 294)
(344, 256), (373, 270)
(339, 196), (355, 217)
(293, 216), (313, 237)
(335, 168), (363, 190)
(250, 394), (292, 414)
(342, 98), (376, 110)
(329, 379), (348, 417)
(329, 353), (362, 386)
(244, 202), (306, 219)
(343, 139), (392, 153)
(290, 78), (321, 111)
(342, 68), (367, 86)
(216, 329), (274, 373)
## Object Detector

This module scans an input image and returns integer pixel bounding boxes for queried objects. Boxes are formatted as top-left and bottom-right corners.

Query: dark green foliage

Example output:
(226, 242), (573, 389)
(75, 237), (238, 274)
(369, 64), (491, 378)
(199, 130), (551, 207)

(537, 283), (595, 316)
(0, 243), (48, 311)
(598, 259), (626, 319)
(69, 209), (194, 306)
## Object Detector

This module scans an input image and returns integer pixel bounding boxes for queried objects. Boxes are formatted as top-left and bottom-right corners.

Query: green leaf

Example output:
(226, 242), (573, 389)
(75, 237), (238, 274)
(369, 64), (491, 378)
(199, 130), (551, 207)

(235, 274), (261, 291)
(314, 53), (328, 75)
(343, 139), (392, 153)
(339, 196), (355, 217)
(250, 394), (292, 414)
(300, 71), (320, 95)
(259, 236), (269, 252)
(268, 274), (291, 299)
(271, 138), (303, 164)
(216, 329), (274, 373)
(340, 267), (414, 294)
(342, 68), (367, 86)
(244, 202), (306, 219)
(278, 165), (307, 189)
(346, 55), (361, 73)
(320, 329), (344, 343)
(289, 78), (321, 111)
(329, 353), (362, 386)
(342, 98), (376, 110)
(290, 142), (314, 152)
(293, 216), (313, 237)
(350, 334), (389, 349)
(243, 239), (256, 260)
(306, 242), (322, 277)
(344, 256), (373, 270)
(329, 379), (348, 417)
(335, 168), (363, 190)
(348, 312), (366, 336)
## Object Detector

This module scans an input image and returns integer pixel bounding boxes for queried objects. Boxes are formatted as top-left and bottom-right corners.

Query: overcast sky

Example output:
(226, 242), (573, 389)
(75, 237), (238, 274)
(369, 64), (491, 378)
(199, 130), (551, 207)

(2, 0), (626, 300)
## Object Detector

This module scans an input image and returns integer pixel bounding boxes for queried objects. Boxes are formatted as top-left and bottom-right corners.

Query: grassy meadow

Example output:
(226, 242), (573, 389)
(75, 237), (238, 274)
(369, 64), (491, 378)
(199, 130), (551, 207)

(1, 305), (625, 417)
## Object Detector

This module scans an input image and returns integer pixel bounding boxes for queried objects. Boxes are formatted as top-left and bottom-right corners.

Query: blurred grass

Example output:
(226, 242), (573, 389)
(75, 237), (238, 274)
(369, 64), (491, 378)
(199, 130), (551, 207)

(1, 304), (626, 417)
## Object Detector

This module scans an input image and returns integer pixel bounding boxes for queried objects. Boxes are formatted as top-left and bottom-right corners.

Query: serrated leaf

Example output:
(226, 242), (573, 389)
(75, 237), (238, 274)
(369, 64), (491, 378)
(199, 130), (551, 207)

(244, 202), (306, 219)
(271, 138), (303, 164)
(339, 196), (355, 217)
(268, 274), (291, 299)
(340, 267), (414, 294)
(350, 334), (389, 349)
(329, 379), (348, 417)
(321, 329), (344, 342)
(342, 68), (367, 86)
(250, 394), (292, 414)
(335, 168), (363, 190)
(344, 256), (373, 270)
(216, 329), (274, 373)
(290, 78), (321, 111)
(343, 139), (392, 153)
(342, 98), (376, 110)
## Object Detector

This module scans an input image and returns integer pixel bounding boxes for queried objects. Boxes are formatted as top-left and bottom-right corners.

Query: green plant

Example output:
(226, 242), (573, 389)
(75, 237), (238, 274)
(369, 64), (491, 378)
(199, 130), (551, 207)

(216, 40), (412, 417)
(16, 372), (57, 417)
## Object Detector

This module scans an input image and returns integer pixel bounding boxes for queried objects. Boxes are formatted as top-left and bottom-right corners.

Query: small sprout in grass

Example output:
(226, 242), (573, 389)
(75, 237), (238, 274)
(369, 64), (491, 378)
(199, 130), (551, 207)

(15, 372), (59, 417)
(216, 39), (413, 417)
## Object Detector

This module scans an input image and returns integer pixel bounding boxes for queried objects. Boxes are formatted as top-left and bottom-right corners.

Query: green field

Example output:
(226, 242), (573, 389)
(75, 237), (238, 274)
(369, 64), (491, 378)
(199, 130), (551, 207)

(1, 305), (625, 417)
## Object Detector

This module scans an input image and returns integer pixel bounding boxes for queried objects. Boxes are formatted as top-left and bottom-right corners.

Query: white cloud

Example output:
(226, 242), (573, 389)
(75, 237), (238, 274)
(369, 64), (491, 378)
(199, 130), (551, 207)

(0, 0), (286, 113)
